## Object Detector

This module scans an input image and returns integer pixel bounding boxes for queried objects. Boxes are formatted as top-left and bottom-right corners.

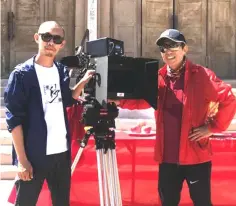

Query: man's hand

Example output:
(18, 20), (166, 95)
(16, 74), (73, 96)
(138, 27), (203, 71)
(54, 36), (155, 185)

(72, 70), (96, 99)
(17, 158), (33, 181)
(188, 124), (213, 141)
(11, 125), (33, 181)
(81, 70), (96, 84)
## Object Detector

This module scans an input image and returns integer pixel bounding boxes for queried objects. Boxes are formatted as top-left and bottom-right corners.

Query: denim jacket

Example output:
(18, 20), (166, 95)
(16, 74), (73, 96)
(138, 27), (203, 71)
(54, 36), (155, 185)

(4, 56), (75, 169)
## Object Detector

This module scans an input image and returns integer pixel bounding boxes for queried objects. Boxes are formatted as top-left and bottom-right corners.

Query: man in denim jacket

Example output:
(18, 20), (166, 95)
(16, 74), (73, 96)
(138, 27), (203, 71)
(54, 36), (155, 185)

(4, 21), (94, 206)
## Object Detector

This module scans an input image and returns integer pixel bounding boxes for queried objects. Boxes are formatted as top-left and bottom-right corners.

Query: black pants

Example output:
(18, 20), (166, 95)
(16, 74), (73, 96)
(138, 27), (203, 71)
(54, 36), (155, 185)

(158, 161), (212, 206)
(15, 151), (71, 206)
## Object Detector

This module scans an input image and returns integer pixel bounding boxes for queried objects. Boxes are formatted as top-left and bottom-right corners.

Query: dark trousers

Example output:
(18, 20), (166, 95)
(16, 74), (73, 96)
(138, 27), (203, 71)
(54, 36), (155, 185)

(158, 161), (212, 206)
(15, 151), (71, 206)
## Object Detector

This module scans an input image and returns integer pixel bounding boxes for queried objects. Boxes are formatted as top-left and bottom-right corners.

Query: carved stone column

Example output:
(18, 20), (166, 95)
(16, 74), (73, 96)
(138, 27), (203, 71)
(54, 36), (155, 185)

(99, 0), (112, 38)
(74, 0), (87, 47)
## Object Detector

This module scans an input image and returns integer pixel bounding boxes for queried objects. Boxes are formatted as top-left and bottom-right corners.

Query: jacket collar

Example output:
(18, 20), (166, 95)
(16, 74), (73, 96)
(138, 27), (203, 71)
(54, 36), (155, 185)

(159, 58), (198, 77)
(15, 55), (64, 71)
(15, 55), (36, 71)
(14, 55), (66, 88)
(158, 58), (199, 92)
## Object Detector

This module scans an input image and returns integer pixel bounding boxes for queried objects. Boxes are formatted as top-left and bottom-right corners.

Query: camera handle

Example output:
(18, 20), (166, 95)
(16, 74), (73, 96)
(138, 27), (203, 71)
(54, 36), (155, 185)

(94, 73), (101, 87)
(80, 127), (94, 148)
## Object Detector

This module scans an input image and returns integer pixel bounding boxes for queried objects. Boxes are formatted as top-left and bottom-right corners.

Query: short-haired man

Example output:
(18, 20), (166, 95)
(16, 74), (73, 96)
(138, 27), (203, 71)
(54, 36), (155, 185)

(115, 29), (236, 206)
(4, 21), (95, 206)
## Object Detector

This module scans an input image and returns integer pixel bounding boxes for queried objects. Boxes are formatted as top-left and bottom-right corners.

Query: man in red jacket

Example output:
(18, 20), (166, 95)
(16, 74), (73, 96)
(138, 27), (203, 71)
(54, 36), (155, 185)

(115, 29), (236, 206)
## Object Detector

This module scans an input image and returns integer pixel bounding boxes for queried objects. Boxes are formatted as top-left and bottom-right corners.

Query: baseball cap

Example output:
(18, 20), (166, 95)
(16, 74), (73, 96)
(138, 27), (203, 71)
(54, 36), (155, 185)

(155, 29), (186, 46)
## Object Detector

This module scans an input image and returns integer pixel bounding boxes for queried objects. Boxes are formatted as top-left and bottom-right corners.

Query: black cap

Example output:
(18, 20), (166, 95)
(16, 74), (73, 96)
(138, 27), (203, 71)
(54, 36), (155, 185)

(155, 29), (186, 46)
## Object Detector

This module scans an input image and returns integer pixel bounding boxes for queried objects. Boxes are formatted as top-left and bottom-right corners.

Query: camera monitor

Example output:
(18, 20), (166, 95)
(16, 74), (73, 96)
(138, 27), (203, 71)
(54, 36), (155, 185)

(94, 56), (158, 110)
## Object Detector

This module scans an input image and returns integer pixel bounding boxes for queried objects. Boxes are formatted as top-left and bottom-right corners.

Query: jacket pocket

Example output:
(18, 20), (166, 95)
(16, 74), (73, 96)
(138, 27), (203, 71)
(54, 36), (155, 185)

(197, 138), (210, 150)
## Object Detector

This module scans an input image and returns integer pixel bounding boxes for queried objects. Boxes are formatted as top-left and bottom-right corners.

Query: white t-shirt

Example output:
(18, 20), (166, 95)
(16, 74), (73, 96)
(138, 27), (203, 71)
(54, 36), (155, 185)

(35, 63), (68, 155)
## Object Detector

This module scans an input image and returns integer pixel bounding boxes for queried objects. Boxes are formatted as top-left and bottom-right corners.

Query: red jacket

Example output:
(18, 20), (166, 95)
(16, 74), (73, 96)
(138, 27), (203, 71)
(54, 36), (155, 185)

(120, 59), (236, 165)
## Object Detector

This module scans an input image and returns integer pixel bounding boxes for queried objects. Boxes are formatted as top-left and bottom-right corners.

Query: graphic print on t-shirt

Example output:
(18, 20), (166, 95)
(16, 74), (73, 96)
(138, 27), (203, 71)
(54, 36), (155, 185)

(43, 84), (62, 104)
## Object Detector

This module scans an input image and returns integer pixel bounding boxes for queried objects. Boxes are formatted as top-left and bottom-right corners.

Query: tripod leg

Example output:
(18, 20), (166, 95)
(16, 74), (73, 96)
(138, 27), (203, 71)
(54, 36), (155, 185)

(71, 147), (84, 175)
(111, 149), (122, 206)
(109, 149), (118, 205)
(106, 149), (115, 206)
(97, 149), (105, 206)
(101, 149), (110, 206)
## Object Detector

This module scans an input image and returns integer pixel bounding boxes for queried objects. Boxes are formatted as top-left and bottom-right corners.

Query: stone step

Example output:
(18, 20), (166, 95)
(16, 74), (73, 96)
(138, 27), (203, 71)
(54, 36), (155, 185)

(0, 145), (12, 165)
(0, 130), (12, 146)
(0, 165), (17, 180)
(0, 107), (5, 118)
(0, 86), (6, 97)
(0, 180), (15, 205)
(0, 79), (8, 87)
(0, 118), (7, 130)
(1, 97), (4, 106)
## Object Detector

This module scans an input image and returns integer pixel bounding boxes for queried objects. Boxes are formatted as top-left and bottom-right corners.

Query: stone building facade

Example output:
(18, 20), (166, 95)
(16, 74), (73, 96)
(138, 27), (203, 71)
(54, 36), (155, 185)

(1, 0), (236, 79)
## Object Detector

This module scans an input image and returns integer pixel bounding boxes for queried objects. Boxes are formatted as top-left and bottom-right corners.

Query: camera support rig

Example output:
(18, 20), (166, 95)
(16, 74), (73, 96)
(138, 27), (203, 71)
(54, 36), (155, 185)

(79, 95), (122, 206)
(63, 30), (124, 205)
(62, 29), (157, 205)
(71, 99), (122, 206)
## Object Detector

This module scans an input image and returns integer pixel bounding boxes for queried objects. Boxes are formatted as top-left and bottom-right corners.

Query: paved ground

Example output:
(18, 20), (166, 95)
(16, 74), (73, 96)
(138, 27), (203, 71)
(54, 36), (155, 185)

(0, 180), (14, 205)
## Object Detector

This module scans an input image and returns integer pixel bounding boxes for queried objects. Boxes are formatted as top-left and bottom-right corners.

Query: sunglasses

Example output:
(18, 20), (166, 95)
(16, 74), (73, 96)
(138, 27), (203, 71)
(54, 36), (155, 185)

(39, 32), (64, 44)
(159, 43), (183, 53)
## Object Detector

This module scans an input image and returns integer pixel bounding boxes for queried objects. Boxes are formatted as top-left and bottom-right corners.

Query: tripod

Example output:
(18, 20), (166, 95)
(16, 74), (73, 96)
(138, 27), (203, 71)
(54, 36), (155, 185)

(72, 125), (123, 206)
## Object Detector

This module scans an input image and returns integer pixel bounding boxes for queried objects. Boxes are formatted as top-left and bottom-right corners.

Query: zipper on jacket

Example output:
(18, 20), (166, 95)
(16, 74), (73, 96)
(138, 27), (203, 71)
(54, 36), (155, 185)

(160, 79), (167, 163)
(178, 64), (189, 165)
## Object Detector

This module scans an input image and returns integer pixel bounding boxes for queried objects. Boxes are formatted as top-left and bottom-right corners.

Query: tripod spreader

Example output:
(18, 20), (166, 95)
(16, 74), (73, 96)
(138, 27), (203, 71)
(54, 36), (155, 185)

(95, 129), (115, 153)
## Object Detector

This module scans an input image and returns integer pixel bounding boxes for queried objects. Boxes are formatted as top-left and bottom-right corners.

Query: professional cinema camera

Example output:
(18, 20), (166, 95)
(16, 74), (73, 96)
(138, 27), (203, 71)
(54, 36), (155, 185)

(61, 29), (158, 206)
(61, 30), (158, 126)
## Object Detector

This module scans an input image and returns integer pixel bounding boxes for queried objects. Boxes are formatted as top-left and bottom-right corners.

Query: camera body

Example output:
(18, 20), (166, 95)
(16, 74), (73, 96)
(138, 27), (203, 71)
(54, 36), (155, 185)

(92, 55), (158, 109)
(61, 37), (158, 128)
(86, 37), (124, 57)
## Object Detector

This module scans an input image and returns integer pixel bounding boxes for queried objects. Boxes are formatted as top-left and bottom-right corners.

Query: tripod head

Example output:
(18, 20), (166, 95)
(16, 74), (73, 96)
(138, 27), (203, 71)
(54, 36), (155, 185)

(80, 126), (115, 153)
(79, 95), (118, 153)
